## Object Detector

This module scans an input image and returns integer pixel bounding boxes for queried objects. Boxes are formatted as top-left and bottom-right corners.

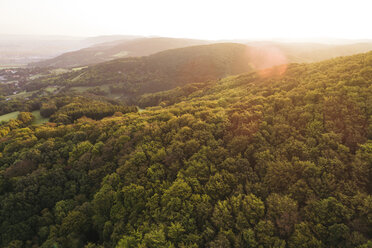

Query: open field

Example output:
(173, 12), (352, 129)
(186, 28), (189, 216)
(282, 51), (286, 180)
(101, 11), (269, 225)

(44, 86), (59, 93)
(31, 110), (49, 124)
(50, 68), (70, 75)
(72, 66), (87, 71)
(0, 110), (49, 124)
(0, 111), (19, 122)
(7, 90), (37, 99)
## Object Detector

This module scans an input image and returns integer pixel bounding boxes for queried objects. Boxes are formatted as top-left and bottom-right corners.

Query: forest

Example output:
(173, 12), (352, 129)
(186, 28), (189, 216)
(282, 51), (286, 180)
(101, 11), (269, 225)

(21, 43), (257, 96)
(0, 50), (370, 247)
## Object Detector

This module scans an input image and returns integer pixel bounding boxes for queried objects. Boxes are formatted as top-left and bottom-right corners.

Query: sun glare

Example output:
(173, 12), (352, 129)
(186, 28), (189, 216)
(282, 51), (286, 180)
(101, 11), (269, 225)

(0, 0), (371, 40)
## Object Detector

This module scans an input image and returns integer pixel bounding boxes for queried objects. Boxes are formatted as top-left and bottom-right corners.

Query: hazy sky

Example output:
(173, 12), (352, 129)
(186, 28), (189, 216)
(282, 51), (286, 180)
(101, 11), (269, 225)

(1, 0), (371, 40)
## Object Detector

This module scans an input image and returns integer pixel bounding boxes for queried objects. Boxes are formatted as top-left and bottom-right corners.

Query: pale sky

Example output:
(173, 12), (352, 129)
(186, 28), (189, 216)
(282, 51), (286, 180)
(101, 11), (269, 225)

(0, 0), (371, 40)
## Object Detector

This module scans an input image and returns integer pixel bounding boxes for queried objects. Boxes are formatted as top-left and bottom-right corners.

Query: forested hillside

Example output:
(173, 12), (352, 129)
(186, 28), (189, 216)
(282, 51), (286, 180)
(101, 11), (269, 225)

(0, 51), (371, 248)
(26, 43), (257, 97)
(31, 38), (209, 68)
(22, 42), (372, 105)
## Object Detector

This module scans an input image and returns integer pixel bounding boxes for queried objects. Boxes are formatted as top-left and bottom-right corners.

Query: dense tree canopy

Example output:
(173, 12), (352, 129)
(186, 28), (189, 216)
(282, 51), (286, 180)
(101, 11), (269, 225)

(0, 51), (371, 247)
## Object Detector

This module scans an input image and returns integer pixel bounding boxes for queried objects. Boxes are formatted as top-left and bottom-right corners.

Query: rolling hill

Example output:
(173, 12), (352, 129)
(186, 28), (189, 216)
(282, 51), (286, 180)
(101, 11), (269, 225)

(27, 43), (264, 96)
(30, 37), (210, 68)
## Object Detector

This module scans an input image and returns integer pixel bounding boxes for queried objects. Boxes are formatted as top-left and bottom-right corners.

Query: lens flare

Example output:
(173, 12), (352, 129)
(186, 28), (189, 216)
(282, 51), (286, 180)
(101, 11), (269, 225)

(246, 45), (288, 77)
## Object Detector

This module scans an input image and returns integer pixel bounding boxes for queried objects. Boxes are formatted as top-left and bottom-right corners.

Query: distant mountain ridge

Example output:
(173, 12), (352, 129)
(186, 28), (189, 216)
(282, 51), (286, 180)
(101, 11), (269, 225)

(30, 36), (372, 69)
(30, 37), (210, 68)
(0, 34), (141, 66)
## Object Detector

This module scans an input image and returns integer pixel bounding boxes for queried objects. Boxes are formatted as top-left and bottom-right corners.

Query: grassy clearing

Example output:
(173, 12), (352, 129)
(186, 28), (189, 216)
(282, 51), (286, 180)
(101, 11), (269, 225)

(0, 111), (20, 122)
(7, 90), (37, 99)
(31, 110), (49, 124)
(44, 86), (58, 93)
(51, 68), (70, 75)
(137, 107), (146, 113)
(72, 66), (87, 71)
(112, 51), (129, 58)
(0, 110), (49, 124)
